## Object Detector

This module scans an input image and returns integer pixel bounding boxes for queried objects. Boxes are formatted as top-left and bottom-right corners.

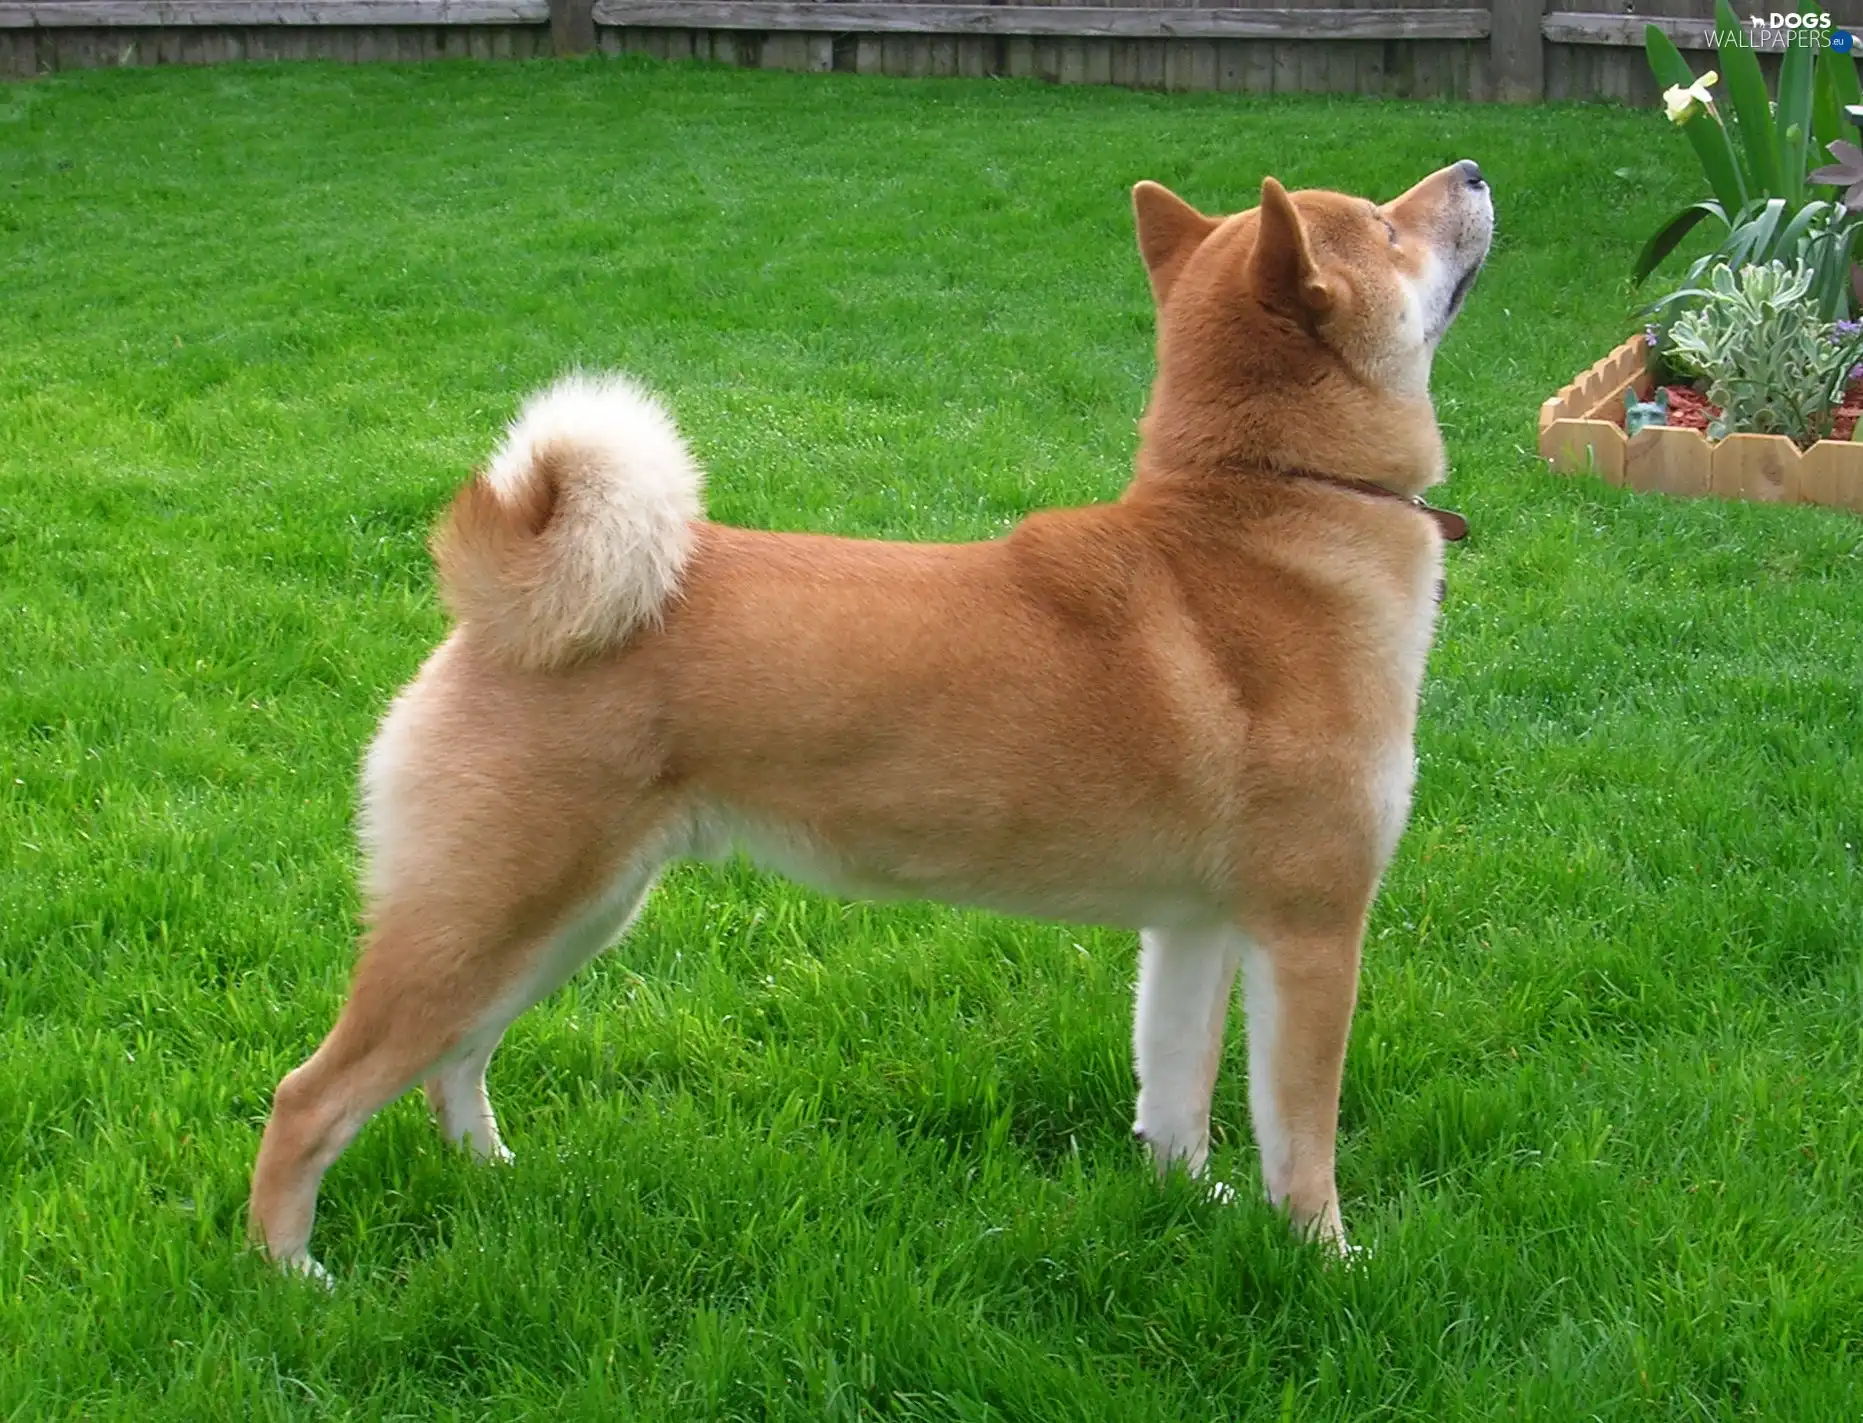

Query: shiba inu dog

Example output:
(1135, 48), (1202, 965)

(250, 161), (1493, 1279)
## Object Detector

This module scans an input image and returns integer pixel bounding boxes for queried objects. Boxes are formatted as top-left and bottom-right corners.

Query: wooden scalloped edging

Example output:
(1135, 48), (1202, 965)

(1537, 336), (1863, 513)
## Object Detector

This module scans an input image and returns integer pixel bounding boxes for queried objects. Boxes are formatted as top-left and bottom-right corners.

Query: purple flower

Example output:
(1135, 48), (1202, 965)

(1848, 362), (1863, 383)
(1810, 139), (1863, 212)
(1836, 319), (1863, 338)
(1645, 324), (1660, 347)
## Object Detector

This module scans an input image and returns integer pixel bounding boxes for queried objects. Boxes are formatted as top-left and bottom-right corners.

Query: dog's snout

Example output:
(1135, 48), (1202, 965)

(1454, 159), (1485, 190)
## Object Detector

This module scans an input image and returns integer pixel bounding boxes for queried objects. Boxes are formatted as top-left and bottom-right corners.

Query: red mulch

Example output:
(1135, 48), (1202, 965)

(1835, 383), (1863, 442)
(1613, 377), (1863, 446)
(1657, 384), (1719, 434)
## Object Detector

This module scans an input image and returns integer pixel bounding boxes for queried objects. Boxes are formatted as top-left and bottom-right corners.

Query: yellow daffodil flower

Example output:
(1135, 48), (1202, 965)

(1663, 71), (1718, 125)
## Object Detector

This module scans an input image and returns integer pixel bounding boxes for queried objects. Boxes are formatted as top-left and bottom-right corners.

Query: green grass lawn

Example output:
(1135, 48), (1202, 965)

(3, 53), (1861, 1420)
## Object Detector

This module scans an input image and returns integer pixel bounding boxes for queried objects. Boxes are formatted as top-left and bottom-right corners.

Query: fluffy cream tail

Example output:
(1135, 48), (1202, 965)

(433, 373), (705, 671)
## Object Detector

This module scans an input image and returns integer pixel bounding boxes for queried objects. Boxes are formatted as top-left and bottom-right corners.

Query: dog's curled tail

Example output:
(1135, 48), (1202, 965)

(434, 373), (706, 672)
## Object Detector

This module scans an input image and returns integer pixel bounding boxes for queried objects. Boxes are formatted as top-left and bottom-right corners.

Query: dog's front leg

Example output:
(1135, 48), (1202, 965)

(1240, 926), (1362, 1253)
(1131, 925), (1245, 1177)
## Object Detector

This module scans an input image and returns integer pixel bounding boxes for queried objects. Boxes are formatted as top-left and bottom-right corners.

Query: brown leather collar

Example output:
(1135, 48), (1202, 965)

(1281, 468), (1468, 542)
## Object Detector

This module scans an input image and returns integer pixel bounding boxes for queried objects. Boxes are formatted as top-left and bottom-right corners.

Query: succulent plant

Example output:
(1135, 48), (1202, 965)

(1664, 259), (1863, 443)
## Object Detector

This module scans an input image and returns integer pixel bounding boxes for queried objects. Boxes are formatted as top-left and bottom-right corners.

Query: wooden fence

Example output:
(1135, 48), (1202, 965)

(3, 0), (1860, 102)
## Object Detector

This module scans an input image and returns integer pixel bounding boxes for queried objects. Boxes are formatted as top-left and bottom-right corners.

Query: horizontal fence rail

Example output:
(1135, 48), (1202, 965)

(0, 1), (547, 22)
(2, 0), (1846, 104)
(588, 3), (1491, 40)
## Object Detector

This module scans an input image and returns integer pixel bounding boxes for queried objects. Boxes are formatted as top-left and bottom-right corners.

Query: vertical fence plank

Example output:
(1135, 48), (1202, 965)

(1243, 38), (1273, 93)
(1271, 40), (1297, 94)
(1359, 37), (1388, 97)
(1137, 37), (1164, 88)
(1216, 38), (1242, 90)
(1408, 37), (1438, 97)
(1162, 38), (1189, 91)
(1466, 34), (1492, 99)
(1323, 39), (1356, 93)
(1298, 39), (1327, 92)
(1190, 39), (1217, 91)
(1110, 39), (1138, 88)
(1036, 36), (1064, 83)
(550, 0), (594, 56)
(1490, 0), (1544, 102)
(1056, 36), (1084, 84)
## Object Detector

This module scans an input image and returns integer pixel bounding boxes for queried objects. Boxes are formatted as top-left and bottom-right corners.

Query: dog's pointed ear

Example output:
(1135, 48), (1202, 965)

(1132, 181), (1218, 305)
(1250, 176), (1335, 316)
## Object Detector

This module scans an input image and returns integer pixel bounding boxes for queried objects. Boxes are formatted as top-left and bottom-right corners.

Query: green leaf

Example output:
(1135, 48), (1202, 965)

(1777, 197), (1828, 253)
(1634, 201), (1728, 283)
(1647, 30), (1749, 219)
(1645, 27), (1748, 213)
(1814, 52), (1844, 155)
(1730, 197), (1788, 265)
(1823, 38), (1863, 111)
(1685, 110), (1751, 216)
(1645, 23), (1697, 90)
(1779, 33), (1815, 206)
(1717, 0), (1782, 197)
(1819, 32), (1863, 153)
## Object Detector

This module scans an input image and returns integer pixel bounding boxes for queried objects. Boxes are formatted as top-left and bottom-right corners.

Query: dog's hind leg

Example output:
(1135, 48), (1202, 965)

(248, 909), (471, 1280)
(1131, 924), (1245, 1178)
(249, 845), (664, 1279)
(423, 1036), (512, 1165)
(423, 862), (660, 1163)
(248, 679), (675, 1281)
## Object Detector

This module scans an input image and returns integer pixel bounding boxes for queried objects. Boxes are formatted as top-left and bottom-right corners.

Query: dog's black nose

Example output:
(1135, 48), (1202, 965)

(1455, 159), (1486, 189)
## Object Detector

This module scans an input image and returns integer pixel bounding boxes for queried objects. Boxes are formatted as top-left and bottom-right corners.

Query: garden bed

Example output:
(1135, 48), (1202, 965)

(1538, 336), (1863, 511)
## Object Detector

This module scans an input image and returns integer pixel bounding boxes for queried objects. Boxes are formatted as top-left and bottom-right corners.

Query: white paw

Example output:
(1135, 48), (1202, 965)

(458, 1128), (514, 1165)
(1201, 1178), (1239, 1206)
(282, 1253), (335, 1290)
